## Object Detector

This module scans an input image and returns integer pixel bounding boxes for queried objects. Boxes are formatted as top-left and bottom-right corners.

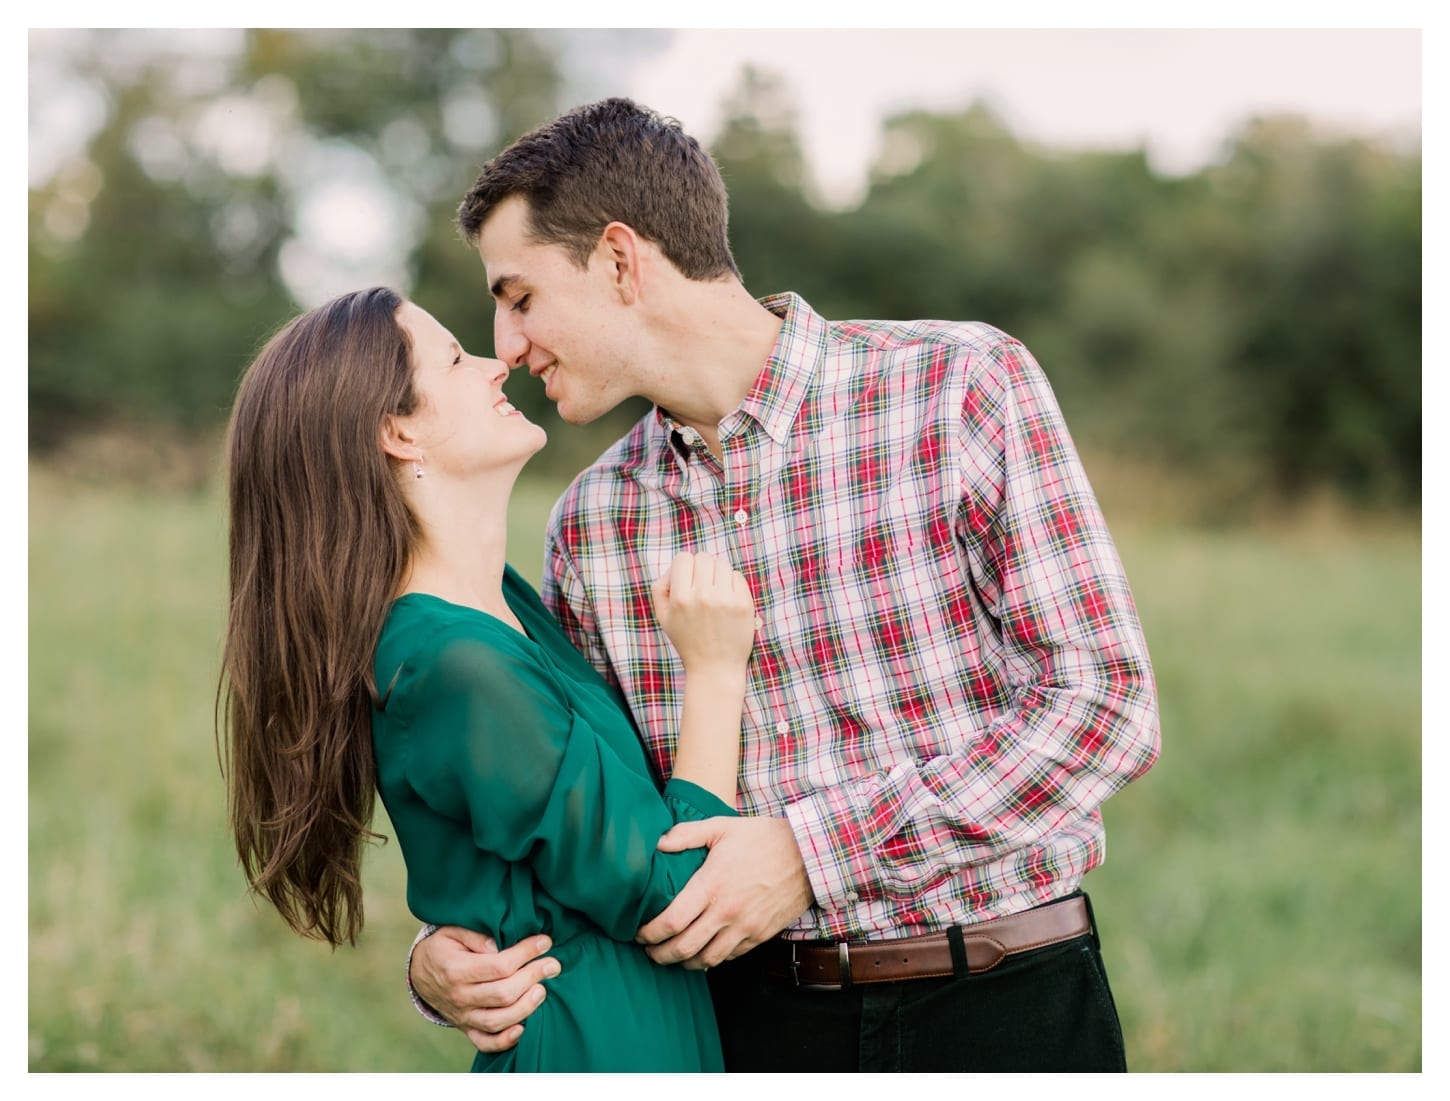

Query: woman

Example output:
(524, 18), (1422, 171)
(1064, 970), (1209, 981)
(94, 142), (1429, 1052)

(219, 287), (754, 1072)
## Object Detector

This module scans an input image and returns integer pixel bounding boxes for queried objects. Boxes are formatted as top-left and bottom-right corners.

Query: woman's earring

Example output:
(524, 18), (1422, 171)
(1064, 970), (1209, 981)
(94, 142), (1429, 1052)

(414, 458), (425, 480)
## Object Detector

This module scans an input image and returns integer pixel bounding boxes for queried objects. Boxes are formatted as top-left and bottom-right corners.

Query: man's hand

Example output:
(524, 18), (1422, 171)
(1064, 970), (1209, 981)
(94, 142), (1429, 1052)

(410, 927), (560, 1054)
(636, 815), (814, 968)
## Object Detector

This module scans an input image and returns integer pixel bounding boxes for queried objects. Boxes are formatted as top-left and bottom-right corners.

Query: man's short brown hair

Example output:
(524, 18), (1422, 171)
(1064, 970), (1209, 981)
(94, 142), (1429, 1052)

(455, 97), (740, 281)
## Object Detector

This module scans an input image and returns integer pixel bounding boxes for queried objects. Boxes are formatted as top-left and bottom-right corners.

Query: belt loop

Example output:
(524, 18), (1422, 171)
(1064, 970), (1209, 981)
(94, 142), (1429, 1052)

(837, 942), (852, 988)
(946, 925), (970, 977)
(1080, 891), (1101, 951)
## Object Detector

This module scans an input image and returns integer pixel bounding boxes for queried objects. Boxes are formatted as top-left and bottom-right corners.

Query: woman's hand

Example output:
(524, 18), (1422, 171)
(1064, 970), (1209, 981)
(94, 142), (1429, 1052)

(650, 552), (756, 673)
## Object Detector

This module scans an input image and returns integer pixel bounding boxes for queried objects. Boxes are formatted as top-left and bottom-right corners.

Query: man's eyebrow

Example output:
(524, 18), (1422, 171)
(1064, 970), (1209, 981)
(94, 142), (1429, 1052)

(490, 273), (522, 299)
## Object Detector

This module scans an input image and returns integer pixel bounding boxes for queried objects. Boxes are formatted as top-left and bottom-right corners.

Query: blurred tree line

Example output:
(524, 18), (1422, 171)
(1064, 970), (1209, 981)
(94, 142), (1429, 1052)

(29, 30), (1420, 508)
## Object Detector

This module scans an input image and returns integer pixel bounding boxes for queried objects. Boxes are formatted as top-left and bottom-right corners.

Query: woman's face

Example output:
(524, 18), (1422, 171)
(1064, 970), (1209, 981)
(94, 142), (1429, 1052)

(391, 301), (546, 478)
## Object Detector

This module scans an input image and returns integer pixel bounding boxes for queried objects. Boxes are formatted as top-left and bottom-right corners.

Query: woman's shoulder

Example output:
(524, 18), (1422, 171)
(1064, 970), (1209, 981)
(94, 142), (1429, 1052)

(380, 592), (495, 657)
(375, 593), (542, 712)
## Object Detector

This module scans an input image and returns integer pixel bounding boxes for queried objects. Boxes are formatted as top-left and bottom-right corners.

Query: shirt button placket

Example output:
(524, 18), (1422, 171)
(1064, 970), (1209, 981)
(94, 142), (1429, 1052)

(729, 502), (757, 629)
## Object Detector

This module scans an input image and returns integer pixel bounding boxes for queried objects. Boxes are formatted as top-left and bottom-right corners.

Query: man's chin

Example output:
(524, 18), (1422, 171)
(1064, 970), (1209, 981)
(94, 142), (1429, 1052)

(555, 403), (603, 427)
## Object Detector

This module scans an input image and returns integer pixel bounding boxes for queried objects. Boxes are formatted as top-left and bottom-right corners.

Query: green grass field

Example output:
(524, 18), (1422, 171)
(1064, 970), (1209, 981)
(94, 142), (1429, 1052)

(27, 466), (1421, 1071)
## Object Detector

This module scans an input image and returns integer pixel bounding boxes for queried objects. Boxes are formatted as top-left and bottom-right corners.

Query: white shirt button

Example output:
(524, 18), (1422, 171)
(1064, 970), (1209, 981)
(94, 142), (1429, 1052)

(754, 615), (764, 631)
(775, 720), (789, 735)
(844, 891), (859, 902)
(734, 508), (749, 526)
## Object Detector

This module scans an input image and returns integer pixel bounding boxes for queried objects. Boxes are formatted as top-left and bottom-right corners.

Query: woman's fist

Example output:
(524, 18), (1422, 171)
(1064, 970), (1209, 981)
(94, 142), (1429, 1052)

(649, 552), (756, 672)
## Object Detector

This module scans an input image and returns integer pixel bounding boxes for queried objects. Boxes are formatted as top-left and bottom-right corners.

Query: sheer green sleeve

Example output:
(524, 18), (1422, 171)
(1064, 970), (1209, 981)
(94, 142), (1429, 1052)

(395, 624), (736, 941)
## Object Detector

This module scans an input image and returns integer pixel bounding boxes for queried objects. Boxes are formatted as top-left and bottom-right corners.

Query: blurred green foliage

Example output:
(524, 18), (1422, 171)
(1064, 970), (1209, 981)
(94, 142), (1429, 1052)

(29, 31), (1419, 507)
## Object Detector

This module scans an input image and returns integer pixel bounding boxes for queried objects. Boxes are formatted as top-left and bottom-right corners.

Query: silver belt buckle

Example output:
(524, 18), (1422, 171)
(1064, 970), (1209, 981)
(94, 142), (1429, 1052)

(787, 940), (847, 991)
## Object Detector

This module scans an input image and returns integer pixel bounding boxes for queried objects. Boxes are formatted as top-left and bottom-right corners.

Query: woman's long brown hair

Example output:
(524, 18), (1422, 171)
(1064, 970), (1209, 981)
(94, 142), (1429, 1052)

(218, 287), (419, 946)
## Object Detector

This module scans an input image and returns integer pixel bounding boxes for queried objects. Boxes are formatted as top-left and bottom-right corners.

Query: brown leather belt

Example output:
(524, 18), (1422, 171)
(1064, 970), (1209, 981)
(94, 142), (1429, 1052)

(762, 895), (1092, 990)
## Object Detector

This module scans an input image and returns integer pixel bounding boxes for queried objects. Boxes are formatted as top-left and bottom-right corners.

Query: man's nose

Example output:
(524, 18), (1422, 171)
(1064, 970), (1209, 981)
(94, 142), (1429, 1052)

(494, 313), (529, 369)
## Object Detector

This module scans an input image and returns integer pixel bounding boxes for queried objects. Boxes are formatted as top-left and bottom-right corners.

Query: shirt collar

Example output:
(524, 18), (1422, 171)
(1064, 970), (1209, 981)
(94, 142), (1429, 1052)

(739, 292), (826, 445)
(651, 291), (826, 456)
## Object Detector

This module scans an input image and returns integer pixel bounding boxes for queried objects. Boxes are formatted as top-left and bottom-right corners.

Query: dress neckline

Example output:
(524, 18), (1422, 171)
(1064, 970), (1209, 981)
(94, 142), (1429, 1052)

(391, 590), (531, 640)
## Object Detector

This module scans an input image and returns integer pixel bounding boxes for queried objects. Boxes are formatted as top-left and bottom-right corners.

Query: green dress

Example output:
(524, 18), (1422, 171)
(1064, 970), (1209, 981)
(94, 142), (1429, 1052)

(371, 565), (734, 1073)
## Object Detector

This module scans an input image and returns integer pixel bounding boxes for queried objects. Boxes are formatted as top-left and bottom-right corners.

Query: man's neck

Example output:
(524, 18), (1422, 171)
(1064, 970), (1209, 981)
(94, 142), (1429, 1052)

(645, 282), (784, 458)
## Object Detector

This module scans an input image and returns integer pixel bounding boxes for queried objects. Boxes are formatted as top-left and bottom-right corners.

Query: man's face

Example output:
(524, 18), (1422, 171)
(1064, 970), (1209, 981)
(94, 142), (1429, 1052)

(477, 195), (637, 426)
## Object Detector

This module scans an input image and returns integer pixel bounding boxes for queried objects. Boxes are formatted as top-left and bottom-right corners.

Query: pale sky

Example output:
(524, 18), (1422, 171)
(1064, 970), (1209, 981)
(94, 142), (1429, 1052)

(619, 28), (1422, 207)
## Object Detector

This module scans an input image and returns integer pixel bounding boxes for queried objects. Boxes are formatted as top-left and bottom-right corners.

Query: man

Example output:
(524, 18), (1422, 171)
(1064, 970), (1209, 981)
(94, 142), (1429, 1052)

(407, 97), (1160, 1072)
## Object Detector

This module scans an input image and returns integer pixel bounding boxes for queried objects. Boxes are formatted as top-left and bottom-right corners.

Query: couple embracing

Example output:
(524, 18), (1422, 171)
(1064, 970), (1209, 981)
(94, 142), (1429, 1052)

(221, 97), (1160, 1073)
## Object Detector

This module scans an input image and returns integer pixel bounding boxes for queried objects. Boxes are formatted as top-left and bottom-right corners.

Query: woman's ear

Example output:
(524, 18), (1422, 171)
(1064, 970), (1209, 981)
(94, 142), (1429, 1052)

(379, 415), (420, 462)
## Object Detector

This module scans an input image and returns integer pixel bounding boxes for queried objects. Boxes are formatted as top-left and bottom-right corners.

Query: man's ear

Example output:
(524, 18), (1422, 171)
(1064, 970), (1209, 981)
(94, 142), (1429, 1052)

(599, 221), (643, 305)
(379, 414), (420, 462)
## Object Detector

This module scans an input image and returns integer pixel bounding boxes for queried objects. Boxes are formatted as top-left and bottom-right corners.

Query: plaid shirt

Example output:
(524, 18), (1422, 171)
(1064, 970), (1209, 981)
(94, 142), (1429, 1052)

(542, 292), (1159, 942)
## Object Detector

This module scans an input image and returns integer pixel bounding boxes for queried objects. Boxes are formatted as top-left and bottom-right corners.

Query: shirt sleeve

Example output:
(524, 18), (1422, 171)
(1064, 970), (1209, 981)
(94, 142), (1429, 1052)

(783, 337), (1161, 910)
(397, 624), (736, 943)
(541, 524), (619, 687)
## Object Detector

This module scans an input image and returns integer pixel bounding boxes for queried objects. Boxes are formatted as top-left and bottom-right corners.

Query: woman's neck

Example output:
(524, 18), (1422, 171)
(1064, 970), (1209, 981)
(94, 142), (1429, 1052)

(400, 472), (519, 628)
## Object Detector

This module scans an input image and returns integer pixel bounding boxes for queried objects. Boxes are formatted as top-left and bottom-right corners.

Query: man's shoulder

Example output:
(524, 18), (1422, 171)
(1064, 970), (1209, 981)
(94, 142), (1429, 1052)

(821, 311), (1050, 406)
(765, 292), (1030, 385)
(827, 315), (1023, 360)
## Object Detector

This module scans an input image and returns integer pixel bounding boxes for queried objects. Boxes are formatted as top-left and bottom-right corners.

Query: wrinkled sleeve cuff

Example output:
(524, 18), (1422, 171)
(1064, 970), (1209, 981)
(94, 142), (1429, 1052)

(783, 785), (874, 914)
(662, 776), (740, 820)
(406, 924), (453, 1028)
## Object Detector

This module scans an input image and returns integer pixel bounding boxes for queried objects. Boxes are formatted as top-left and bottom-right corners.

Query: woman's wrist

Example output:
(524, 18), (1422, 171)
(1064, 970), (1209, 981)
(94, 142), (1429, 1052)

(680, 662), (749, 688)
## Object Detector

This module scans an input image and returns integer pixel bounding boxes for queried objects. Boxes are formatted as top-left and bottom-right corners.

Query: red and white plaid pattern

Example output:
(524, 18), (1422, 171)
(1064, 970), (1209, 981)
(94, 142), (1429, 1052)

(542, 293), (1159, 941)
